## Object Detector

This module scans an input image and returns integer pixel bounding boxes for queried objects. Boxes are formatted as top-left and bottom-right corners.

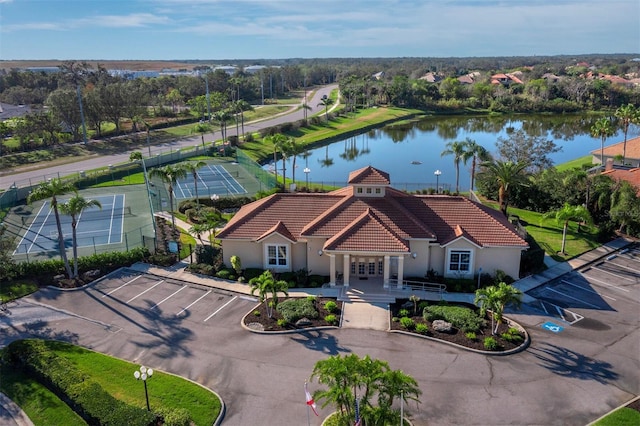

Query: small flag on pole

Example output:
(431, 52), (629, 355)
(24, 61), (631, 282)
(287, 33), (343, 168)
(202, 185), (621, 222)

(305, 382), (319, 416)
(354, 395), (361, 426)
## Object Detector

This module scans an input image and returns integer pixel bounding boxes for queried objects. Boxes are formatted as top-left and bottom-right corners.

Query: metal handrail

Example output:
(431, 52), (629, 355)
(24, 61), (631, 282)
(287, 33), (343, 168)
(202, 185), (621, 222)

(400, 280), (447, 293)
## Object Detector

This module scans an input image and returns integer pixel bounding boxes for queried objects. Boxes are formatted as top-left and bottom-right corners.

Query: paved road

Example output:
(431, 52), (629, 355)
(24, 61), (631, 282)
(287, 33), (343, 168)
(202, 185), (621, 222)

(1, 243), (638, 426)
(0, 85), (338, 190)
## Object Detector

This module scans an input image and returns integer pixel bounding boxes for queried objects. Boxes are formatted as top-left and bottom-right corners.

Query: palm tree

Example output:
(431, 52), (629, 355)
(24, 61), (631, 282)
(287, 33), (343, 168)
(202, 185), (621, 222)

(475, 282), (522, 334)
(543, 203), (593, 255)
(301, 102), (312, 122)
(441, 140), (468, 193)
(181, 161), (207, 208)
(193, 121), (212, 150)
(285, 137), (305, 190)
(264, 133), (288, 187)
(461, 138), (491, 191)
(149, 164), (188, 232)
(27, 178), (76, 278)
(249, 270), (289, 318)
(610, 180), (640, 234)
(478, 160), (529, 217)
(236, 100), (252, 138)
(590, 117), (615, 172)
(317, 96), (334, 122)
(214, 109), (231, 142)
(59, 194), (102, 279)
(614, 104), (639, 165)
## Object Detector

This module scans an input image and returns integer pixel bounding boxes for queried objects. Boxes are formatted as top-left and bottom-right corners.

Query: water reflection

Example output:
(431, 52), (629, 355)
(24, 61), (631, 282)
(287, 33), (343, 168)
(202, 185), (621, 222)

(268, 115), (630, 191)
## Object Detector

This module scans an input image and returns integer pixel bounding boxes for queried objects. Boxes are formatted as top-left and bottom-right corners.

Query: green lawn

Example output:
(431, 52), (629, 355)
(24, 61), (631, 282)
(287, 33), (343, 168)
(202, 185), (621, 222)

(555, 155), (593, 172)
(483, 201), (601, 260)
(593, 407), (640, 426)
(0, 340), (222, 426)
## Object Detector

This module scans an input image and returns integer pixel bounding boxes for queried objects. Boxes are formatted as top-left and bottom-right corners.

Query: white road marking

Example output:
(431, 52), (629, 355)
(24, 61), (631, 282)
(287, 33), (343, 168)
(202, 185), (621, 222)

(150, 285), (188, 310)
(561, 279), (616, 301)
(204, 295), (238, 322)
(582, 273), (631, 292)
(544, 287), (602, 309)
(102, 274), (143, 297)
(594, 264), (636, 282)
(176, 290), (211, 316)
(127, 280), (164, 303)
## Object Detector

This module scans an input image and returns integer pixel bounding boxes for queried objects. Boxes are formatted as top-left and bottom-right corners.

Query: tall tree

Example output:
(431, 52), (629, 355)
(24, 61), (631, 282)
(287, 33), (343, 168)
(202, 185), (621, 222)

(441, 139), (467, 193)
(264, 133), (288, 187)
(181, 160), (207, 208)
(59, 194), (102, 279)
(461, 138), (491, 191)
(478, 160), (529, 217)
(193, 121), (212, 149)
(317, 95), (334, 122)
(285, 138), (304, 190)
(543, 203), (593, 255)
(149, 164), (188, 232)
(614, 104), (638, 165)
(495, 129), (560, 173)
(27, 178), (76, 278)
(590, 117), (615, 172)
(610, 180), (640, 234)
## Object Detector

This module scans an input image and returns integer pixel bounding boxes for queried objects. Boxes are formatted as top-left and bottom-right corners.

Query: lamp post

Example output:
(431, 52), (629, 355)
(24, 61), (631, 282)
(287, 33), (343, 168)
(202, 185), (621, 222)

(304, 167), (310, 189)
(434, 169), (442, 194)
(134, 365), (153, 411)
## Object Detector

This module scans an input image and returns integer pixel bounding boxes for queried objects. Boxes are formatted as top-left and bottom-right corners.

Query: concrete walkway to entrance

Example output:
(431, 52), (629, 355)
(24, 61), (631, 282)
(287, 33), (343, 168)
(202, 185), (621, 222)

(341, 302), (389, 330)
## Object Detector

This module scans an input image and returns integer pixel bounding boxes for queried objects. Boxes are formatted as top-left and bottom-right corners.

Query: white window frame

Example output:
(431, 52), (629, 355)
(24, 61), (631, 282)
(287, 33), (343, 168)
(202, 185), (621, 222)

(446, 249), (473, 276)
(265, 244), (289, 270)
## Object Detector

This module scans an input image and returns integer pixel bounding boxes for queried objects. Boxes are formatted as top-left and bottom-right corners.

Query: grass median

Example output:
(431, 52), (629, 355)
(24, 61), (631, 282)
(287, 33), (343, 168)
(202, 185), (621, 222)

(0, 340), (222, 426)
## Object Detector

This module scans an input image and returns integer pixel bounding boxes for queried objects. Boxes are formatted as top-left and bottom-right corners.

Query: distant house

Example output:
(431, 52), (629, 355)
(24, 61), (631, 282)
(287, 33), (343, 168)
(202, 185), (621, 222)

(372, 71), (385, 80)
(457, 72), (481, 85)
(591, 136), (640, 168)
(601, 166), (640, 196)
(218, 166), (528, 289)
(490, 73), (523, 85)
(0, 102), (31, 121)
(419, 72), (442, 83)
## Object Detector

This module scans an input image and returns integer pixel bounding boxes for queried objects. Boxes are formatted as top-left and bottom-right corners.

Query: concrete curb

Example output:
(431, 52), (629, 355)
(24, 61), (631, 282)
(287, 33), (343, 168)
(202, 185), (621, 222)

(586, 395), (640, 425)
(0, 392), (34, 426)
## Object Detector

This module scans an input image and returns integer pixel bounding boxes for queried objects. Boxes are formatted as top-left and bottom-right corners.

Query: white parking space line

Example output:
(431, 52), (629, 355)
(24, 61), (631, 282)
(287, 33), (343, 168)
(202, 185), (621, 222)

(127, 280), (164, 303)
(544, 287), (602, 309)
(581, 273), (630, 292)
(204, 296), (238, 322)
(603, 261), (640, 276)
(150, 285), (188, 310)
(561, 279), (616, 301)
(594, 264), (637, 282)
(176, 290), (211, 316)
(102, 275), (142, 298)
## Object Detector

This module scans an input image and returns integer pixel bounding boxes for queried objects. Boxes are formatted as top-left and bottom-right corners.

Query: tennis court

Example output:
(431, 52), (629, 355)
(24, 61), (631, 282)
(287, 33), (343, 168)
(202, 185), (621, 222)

(14, 194), (126, 255)
(174, 164), (247, 199)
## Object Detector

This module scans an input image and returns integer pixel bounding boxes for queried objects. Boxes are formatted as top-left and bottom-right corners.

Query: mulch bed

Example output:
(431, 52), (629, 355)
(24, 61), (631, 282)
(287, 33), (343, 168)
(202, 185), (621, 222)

(389, 300), (525, 352)
(244, 297), (343, 331)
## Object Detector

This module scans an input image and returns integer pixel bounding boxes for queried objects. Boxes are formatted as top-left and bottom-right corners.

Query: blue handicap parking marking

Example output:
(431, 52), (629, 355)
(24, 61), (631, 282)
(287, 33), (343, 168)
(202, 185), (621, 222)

(541, 321), (564, 333)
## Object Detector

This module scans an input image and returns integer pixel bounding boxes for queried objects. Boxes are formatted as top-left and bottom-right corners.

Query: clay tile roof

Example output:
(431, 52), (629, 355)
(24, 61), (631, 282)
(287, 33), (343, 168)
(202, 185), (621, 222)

(256, 221), (296, 242)
(592, 136), (640, 161)
(324, 208), (409, 252)
(347, 166), (390, 185)
(601, 168), (640, 196)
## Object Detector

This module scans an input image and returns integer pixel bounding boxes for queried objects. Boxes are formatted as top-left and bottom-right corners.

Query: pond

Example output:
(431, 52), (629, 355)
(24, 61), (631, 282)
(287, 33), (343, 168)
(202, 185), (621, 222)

(266, 114), (634, 192)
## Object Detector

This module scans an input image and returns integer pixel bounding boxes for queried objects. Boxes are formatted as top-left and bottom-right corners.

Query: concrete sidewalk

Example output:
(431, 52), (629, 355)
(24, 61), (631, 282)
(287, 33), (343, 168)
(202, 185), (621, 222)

(0, 393), (34, 426)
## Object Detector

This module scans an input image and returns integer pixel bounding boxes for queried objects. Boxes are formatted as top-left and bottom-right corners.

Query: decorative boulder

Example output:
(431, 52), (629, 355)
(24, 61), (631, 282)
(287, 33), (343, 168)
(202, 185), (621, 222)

(296, 317), (312, 327)
(432, 319), (453, 333)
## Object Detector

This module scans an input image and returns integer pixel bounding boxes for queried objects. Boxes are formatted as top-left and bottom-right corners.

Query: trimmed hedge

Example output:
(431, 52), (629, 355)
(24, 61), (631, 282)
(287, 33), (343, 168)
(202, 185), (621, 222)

(424, 304), (485, 333)
(277, 298), (319, 323)
(1, 247), (149, 285)
(4, 340), (156, 426)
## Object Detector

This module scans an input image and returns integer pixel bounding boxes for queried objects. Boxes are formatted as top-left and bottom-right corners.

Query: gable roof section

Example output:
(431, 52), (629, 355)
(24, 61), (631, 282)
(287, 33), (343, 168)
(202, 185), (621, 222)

(324, 208), (410, 252)
(256, 221), (296, 243)
(601, 168), (640, 196)
(218, 172), (528, 250)
(348, 166), (390, 185)
(400, 196), (527, 247)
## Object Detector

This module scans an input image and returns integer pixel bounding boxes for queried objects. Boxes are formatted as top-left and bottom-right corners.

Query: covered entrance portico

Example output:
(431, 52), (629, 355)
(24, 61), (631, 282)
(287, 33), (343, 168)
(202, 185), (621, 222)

(327, 252), (407, 289)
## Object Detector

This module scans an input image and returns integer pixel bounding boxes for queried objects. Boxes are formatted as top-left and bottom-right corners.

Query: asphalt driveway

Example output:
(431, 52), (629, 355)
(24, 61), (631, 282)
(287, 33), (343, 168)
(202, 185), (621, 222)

(1, 256), (638, 425)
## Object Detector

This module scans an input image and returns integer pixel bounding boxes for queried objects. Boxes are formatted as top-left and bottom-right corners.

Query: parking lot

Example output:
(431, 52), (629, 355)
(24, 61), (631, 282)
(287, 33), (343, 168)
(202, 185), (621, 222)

(526, 243), (640, 327)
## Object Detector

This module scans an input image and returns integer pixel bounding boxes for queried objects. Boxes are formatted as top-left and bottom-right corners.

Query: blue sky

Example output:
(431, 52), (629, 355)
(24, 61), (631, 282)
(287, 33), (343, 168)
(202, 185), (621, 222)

(1, 0), (639, 60)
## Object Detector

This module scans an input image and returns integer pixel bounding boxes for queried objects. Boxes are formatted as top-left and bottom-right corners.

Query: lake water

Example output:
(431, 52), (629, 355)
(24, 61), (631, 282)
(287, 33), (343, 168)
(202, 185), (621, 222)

(268, 115), (634, 192)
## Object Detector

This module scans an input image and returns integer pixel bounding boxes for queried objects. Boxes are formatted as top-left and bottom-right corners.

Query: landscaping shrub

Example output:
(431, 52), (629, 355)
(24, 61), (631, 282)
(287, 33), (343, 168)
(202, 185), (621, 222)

(465, 332), (477, 340)
(415, 323), (428, 335)
(5, 340), (156, 426)
(243, 268), (265, 281)
(155, 407), (191, 426)
(324, 300), (337, 313)
(277, 298), (319, 323)
(215, 268), (235, 280)
(324, 314), (338, 325)
(277, 318), (287, 327)
(399, 317), (415, 330)
(398, 308), (410, 318)
(501, 327), (524, 343)
(483, 337), (500, 351)
(424, 305), (484, 333)
(308, 274), (329, 288)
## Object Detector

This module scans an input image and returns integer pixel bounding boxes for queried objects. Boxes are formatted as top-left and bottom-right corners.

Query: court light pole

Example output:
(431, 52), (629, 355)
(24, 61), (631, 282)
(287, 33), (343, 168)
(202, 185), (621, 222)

(304, 167), (310, 189)
(134, 365), (153, 411)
